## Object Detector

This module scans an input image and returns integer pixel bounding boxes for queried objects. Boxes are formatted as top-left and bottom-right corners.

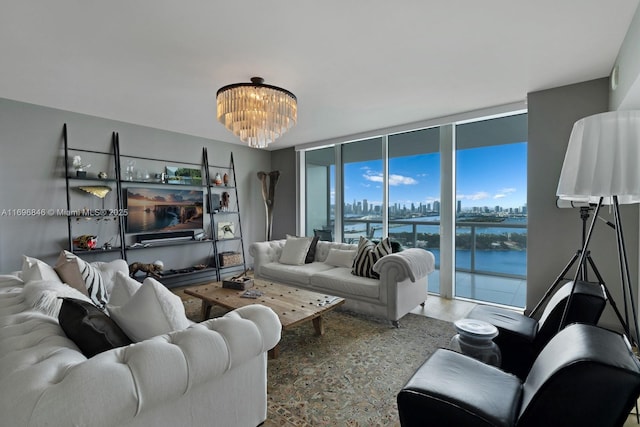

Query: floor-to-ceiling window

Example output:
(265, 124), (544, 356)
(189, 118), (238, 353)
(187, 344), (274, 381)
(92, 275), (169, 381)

(300, 109), (527, 308)
(454, 114), (527, 307)
(388, 127), (441, 293)
(342, 137), (383, 243)
(305, 147), (335, 239)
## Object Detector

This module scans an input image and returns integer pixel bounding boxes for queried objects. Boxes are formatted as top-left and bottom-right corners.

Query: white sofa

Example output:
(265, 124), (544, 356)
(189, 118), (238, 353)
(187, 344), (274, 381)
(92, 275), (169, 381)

(0, 271), (281, 427)
(249, 239), (436, 326)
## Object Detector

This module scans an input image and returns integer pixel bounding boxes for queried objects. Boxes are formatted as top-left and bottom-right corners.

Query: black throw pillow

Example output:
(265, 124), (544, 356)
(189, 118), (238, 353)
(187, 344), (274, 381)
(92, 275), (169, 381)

(58, 297), (132, 358)
(305, 235), (320, 263)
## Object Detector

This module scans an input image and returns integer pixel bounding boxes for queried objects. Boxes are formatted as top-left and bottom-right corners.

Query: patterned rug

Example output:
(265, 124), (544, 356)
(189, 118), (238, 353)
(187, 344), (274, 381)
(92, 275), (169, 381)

(176, 289), (455, 426)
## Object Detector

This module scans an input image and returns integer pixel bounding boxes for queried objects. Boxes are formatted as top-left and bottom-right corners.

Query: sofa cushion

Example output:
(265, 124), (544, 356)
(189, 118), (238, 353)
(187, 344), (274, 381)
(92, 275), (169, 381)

(352, 237), (392, 279)
(310, 267), (380, 299)
(108, 271), (142, 306)
(279, 236), (313, 265)
(324, 248), (357, 268)
(58, 297), (132, 358)
(21, 255), (63, 284)
(286, 234), (320, 263)
(107, 277), (190, 342)
(260, 261), (335, 287)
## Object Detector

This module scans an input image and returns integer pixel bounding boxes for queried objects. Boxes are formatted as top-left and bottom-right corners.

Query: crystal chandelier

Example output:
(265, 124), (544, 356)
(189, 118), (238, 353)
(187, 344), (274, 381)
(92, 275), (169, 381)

(216, 77), (297, 149)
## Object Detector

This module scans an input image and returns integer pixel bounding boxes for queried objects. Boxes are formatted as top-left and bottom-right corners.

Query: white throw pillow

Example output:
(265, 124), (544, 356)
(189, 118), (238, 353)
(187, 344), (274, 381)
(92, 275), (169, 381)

(107, 277), (190, 342)
(21, 255), (62, 283)
(324, 248), (357, 268)
(279, 236), (312, 265)
(108, 271), (142, 307)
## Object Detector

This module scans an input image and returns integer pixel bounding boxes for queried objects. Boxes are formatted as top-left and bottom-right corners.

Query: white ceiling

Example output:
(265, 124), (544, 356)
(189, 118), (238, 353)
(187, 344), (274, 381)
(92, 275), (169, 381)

(1, 1), (638, 150)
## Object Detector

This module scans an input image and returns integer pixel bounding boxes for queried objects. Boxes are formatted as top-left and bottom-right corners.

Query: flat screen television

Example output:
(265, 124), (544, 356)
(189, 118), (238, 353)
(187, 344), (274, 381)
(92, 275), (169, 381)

(125, 187), (204, 234)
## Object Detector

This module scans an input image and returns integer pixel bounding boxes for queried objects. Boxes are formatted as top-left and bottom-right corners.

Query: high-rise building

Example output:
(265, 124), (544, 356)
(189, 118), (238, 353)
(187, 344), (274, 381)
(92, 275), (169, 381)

(434, 200), (440, 213)
(457, 200), (462, 213)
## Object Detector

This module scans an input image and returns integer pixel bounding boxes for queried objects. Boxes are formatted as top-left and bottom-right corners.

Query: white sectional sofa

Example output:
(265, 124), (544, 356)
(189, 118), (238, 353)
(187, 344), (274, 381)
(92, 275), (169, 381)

(0, 263), (281, 427)
(249, 239), (436, 326)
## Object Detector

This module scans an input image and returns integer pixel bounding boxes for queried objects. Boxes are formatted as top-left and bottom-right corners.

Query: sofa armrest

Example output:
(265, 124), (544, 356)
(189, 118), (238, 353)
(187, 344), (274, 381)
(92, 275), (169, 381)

(373, 248), (435, 282)
(248, 240), (286, 276)
(13, 305), (281, 427)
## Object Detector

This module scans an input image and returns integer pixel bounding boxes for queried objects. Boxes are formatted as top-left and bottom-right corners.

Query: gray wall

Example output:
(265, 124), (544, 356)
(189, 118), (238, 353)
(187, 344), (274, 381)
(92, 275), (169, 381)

(527, 78), (639, 331)
(0, 98), (271, 274)
(269, 147), (297, 239)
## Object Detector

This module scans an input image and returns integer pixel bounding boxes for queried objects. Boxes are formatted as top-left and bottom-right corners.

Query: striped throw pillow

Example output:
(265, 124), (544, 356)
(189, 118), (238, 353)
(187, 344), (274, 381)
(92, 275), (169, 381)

(352, 237), (392, 279)
(54, 250), (108, 310)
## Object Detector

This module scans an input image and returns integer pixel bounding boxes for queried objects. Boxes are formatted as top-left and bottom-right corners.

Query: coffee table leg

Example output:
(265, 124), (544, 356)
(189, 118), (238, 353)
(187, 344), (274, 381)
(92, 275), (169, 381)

(200, 302), (212, 321)
(312, 316), (324, 336)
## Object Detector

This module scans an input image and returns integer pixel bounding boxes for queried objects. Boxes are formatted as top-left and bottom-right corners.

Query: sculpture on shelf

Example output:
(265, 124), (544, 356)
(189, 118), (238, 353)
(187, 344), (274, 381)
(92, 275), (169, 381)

(257, 170), (280, 241)
(129, 260), (163, 279)
(72, 156), (91, 177)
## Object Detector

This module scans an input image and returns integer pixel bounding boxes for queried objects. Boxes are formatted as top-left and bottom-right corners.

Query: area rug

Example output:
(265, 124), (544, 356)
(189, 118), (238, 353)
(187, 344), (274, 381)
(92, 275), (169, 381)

(177, 288), (455, 426)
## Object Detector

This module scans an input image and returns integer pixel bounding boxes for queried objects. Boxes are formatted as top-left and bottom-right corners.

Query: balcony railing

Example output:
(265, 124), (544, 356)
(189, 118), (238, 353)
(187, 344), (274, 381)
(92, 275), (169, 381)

(342, 217), (527, 280)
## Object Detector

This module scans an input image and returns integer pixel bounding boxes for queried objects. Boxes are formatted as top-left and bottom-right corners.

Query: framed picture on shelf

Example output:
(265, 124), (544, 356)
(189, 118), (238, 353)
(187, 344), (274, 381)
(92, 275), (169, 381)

(165, 166), (202, 185)
(125, 187), (204, 233)
(217, 221), (235, 239)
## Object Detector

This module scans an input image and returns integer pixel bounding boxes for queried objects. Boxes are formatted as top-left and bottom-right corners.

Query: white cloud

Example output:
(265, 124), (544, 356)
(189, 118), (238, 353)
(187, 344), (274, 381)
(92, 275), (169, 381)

(363, 171), (417, 186)
(494, 194), (506, 199)
(389, 174), (418, 186)
(499, 188), (517, 194)
(456, 192), (491, 201)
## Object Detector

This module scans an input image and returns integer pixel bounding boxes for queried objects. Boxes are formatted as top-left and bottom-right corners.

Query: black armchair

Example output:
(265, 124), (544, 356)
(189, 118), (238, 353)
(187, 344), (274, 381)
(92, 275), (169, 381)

(313, 228), (333, 241)
(466, 280), (605, 379)
(397, 323), (640, 427)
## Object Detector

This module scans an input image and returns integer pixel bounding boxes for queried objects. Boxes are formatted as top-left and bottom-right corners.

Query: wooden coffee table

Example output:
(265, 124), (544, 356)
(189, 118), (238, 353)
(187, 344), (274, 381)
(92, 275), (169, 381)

(183, 279), (345, 358)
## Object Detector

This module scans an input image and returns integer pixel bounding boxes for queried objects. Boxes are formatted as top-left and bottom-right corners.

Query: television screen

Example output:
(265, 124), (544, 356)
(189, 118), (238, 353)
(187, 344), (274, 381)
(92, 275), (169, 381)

(125, 187), (204, 234)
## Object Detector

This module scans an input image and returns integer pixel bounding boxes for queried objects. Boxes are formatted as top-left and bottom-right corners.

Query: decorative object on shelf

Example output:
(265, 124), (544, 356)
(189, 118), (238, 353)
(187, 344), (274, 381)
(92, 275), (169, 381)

(209, 193), (220, 213)
(556, 110), (640, 348)
(77, 185), (111, 199)
(73, 235), (98, 250)
(128, 260), (163, 278)
(72, 155), (91, 177)
(223, 173), (229, 186)
(125, 159), (136, 181)
(217, 221), (235, 239)
(97, 171), (108, 179)
(166, 166), (202, 185)
(257, 170), (280, 240)
(219, 251), (243, 267)
(221, 191), (230, 211)
(213, 172), (222, 186)
(216, 77), (297, 149)
(102, 237), (113, 250)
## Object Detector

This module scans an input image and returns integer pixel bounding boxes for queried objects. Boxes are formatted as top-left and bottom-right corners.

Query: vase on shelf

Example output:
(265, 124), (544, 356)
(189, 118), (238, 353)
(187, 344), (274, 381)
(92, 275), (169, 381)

(223, 173), (229, 186)
(213, 172), (222, 186)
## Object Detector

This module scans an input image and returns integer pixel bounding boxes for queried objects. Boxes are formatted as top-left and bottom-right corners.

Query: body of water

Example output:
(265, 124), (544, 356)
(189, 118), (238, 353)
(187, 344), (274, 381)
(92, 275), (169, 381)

(343, 215), (527, 277)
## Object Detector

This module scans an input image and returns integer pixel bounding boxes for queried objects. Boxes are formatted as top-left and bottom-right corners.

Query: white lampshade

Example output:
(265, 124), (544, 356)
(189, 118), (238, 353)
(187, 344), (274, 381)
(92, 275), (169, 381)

(557, 110), (640, 205)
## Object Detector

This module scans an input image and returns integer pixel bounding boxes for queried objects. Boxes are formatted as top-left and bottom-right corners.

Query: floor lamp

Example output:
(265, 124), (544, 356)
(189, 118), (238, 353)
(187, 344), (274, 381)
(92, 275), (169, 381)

(556, 110), (640, 348)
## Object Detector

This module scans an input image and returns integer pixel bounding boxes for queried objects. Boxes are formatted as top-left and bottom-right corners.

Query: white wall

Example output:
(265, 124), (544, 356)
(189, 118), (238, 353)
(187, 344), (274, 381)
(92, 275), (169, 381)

(0, 98), (271, 275)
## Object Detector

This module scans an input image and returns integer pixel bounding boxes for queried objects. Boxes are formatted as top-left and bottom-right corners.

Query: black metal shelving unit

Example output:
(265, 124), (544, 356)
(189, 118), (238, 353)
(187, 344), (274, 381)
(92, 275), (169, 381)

(62, 124), (246, 287)
(204, 149), (247, 281)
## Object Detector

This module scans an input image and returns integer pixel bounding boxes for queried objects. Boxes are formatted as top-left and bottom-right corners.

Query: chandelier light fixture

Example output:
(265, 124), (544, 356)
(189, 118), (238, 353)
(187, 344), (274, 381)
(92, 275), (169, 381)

(216, 77), (297, 149)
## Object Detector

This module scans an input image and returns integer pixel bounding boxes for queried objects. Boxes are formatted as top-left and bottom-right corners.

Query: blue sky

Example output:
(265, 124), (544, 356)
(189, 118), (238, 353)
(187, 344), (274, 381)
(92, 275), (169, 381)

(343, 142), (527, 211)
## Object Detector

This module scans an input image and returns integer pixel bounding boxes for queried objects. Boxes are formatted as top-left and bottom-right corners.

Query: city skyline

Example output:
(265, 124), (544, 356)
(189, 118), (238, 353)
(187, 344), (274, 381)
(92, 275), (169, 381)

(341, 142), (527, 212)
